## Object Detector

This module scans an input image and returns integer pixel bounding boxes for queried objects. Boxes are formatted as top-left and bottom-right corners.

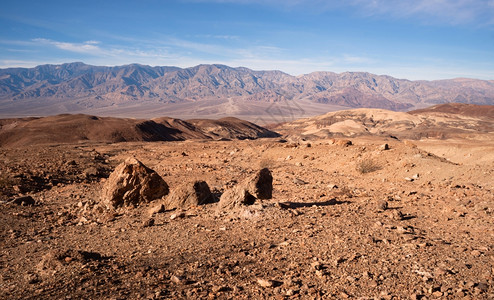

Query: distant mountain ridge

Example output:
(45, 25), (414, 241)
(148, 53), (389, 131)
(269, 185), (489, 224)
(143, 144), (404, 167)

(1, 62), (493, 118)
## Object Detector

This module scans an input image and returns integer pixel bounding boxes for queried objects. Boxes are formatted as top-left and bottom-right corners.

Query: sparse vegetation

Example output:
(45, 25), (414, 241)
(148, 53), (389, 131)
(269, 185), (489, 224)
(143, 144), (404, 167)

(356, 159), (382, 174)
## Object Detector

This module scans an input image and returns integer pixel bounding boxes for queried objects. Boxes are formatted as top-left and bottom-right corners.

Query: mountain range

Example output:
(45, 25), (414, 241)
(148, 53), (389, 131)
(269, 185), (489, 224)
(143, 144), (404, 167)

(1, 62), (493, 121)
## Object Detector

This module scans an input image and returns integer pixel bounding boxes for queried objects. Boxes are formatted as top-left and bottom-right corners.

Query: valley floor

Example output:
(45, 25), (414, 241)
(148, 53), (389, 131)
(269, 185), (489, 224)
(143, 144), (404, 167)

(1, 137), (493, 299)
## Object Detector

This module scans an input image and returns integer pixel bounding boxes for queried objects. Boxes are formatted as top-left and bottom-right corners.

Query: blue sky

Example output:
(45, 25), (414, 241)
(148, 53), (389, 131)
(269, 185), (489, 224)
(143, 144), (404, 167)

(1, 0), (493, 80)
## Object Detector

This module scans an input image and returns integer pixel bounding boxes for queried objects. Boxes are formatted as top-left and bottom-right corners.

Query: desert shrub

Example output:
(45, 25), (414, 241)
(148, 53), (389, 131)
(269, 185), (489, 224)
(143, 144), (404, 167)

(356, 159), (381, 174)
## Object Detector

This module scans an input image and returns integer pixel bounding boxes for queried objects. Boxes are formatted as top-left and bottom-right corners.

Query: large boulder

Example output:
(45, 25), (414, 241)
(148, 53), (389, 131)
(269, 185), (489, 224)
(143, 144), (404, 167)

(218, 168), (273, 210)
(164, 180), (215, 210)
(101, 158), (169, 208)
(244, 168), (273, 200)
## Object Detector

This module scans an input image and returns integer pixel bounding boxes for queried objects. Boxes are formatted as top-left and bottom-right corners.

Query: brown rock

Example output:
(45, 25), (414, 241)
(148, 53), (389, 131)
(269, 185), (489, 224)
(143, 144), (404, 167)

(100, 158), (169, 208)
(164, 180), (214, 210)
(148, 203), (165, 216)
(218, 185), (256, 210)
(376, 200), (388, 211)
(142, 218), (155, 227)
(332, 139), (352, 146)
(244, 168), (273, 200)
(257, 278), (274, 288)
(217, 168), (273, 210)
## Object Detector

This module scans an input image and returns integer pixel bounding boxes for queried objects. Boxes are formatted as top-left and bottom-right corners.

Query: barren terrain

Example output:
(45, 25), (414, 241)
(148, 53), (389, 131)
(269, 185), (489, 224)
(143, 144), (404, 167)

(1, 104), (494, 299)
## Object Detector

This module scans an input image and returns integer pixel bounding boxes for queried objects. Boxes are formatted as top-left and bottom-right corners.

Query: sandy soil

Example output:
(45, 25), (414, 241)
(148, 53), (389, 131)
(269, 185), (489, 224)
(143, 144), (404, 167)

(1, 135), (493, 299)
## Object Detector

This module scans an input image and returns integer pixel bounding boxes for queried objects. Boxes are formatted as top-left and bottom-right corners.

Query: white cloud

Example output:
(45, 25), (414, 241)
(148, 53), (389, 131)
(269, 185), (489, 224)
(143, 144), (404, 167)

(33, 38), (103, 54)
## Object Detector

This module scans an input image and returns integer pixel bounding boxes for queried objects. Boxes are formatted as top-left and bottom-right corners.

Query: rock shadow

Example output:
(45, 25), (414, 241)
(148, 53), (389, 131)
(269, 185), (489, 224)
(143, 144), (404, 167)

(279, 198), (349, 209)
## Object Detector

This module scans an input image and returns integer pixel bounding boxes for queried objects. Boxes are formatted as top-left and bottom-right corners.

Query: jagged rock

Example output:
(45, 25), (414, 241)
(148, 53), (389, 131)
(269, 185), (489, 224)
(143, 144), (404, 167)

(100, 158), (169, 208)
(164, 180), (214, 210)
(218, 168), (273, 210)
(218, 185), (257, 209)
(244, 168), (273, 200)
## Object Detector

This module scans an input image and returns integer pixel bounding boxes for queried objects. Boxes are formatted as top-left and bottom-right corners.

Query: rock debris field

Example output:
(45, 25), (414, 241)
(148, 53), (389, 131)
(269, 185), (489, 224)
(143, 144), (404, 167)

(1, 136), (494, 299)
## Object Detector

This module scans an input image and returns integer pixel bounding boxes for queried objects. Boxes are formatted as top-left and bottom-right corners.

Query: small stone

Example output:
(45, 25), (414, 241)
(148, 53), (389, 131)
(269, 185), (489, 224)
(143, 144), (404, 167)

(148, 204), (165, 216)
(376, 200), (388, 211)
(212, 285), (229, 293)
(311, 261), (322, 270)
(391, 210), (404, 220)
(434, 267), (448, 276)
(410, 293), (420, 300)
(404, 177), (414, 182)
(432, 291), (443, 297)
(171, 275), (184, 284)
(380, 143), (390, 150)
(477, 282), (489, 292)
(170, 212), (186, 220)
(257, 278), (273, 288)
(142, 218), (155, 227)
(396, 226), (408, 234)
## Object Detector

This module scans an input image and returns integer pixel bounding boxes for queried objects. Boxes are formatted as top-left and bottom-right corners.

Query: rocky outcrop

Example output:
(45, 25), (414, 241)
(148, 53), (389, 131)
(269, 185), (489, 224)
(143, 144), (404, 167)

(100, 158), (169, 208)
(218, 168), (273, 210)
(163, 180), (215, 210)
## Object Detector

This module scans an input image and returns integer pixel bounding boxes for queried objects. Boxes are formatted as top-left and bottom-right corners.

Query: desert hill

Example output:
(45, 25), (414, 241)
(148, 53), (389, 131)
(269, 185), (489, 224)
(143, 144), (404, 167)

(409, 102), (494, 119)
(273, 103), (494, 141)
(1, 63), (494, 121)
(0, 114), (279, 147)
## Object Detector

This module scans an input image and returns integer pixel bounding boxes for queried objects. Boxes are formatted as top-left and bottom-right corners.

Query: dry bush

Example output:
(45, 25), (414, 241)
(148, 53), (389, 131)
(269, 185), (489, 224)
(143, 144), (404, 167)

(356, 159), (382, 174)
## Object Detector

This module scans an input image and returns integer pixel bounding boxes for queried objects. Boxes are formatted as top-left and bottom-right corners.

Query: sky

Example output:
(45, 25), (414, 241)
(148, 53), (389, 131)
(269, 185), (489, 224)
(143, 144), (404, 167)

(1, 0), (493, 80)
